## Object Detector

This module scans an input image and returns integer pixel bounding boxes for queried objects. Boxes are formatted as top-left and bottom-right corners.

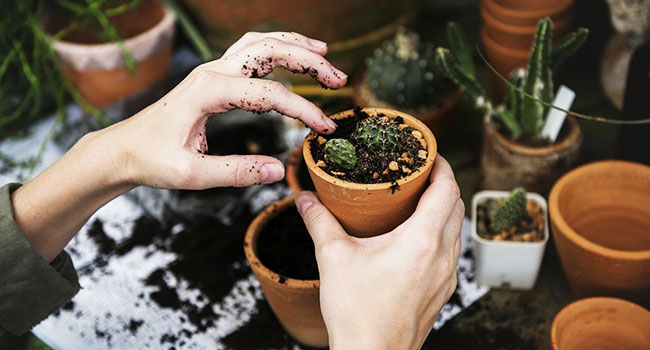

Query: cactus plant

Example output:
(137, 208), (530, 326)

(436, 19), (589, 143)
(355, 116), (402, 151)
(491, 188), (527, 233)
(324, 138), (357, 169)
(364, 27), (445, 109)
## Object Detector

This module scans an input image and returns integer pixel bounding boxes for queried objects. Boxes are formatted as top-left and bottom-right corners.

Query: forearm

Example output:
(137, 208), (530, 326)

(11, 127), (133, 263)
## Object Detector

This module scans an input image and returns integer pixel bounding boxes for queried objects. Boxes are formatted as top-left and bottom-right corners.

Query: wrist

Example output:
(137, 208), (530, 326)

(79, 125), (136, 192)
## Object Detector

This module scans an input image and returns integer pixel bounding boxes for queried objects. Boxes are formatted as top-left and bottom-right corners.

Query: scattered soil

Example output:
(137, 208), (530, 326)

(476, 198), (545, 242)
(309, 107), (427, 184)
(257, 206), (318, 280)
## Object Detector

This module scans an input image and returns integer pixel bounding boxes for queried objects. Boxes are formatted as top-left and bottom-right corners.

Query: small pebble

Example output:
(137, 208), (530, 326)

(418, 150), (427, 159)
(372, 172), (380, 179)
(389, 161), (399, 171)
(398, 124), (409, 130)
(411, 130), (423, 139)
(317, 136), (327, 145)
(402, 166), (412, 174)
(316, 160), (326, 167)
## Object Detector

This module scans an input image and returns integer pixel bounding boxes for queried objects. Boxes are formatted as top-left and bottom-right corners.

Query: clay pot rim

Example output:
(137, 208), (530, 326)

(481, 3), (572, 35)
(303, 107), (437, 191)
(549, 160), (650, 260)
(481, 28), (530, 59)
(471, 190), (549, 246)
(550, 296), (650, 348)
(484, 110), (582, 156)
(484, 0), (573, 21)
(244, 195), (321, 289)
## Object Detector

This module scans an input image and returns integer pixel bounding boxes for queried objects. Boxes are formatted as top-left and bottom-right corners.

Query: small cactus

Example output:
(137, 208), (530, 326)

(324, 138), (356, 169)
(355, 116), (401, 151)
(491, 188), (527, 233)
(365, 27), (442, 109)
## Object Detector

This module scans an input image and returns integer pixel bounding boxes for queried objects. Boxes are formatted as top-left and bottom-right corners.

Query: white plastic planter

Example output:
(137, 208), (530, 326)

(471, 190), (549, 290)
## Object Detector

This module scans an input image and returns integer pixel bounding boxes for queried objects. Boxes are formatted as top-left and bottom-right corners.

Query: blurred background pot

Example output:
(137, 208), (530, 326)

(303, 108), (437, 238)
(46, 0), (175, 108)
(244, 195), (327, 348)
(285, 142), (314, 195)
(549, 160), (650, 304)
(480, 114), (582, 194)
(551, 297), (650, 350)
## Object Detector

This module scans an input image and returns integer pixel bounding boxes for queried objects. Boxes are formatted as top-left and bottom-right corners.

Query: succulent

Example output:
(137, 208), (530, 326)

(436, 19), (589, 142)
(491, 188), (527, 233)
(324, 138), (356, 169)
(355, 116), (401, 151)
(365, 27), (443, 109)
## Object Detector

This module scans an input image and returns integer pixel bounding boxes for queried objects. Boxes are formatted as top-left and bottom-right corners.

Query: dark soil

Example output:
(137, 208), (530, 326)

(309, 107), (427, 184)
(257, 206), (319, 281)
(476, 198), (545, 242)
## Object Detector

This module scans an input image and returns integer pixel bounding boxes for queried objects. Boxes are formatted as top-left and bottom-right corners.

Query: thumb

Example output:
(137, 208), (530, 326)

(295, 191), (348, 249)
(190, 154), (285, 188)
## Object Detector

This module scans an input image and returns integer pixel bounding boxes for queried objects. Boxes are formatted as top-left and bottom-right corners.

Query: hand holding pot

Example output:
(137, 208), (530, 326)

(295, 155), (463, 349)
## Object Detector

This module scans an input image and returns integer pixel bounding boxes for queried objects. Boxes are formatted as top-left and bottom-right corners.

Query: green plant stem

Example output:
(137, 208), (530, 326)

(163, 0), (213, 61)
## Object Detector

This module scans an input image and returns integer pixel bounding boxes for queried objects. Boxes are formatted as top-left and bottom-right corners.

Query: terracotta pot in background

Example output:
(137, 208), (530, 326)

(244, 195), (327, 348)
(481, 114), (582, 194)
(549, 160), (650, 304)
(480, 28), (530, 94)
(286, 142), (315, 194)
(354, 77), (462, 139)
(47, 0), (175, 108)
(485, 0), (573, 28)
(551, 297), (650, 350)
(493, 0), (566, 11)
(304, 108), (437, 238)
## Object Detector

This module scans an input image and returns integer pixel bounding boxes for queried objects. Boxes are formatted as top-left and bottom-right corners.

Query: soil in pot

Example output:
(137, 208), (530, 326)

(476, 197), (545, 242)
(309, 107), (427, 185)
(257, 206), (318, 281)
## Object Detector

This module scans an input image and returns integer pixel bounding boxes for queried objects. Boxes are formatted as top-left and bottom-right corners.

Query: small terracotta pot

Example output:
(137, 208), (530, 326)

(549, 160), (650, 304)
(480, 28), (530, 92)
(304, 108), (437, 238)
(551, 297), (650, 350)
(286, 142), (315, 194)
(47, 0), (175, 108)
(484, 0), (574, 28)
(493, 0), (566, 11)
(354, 77), (462, 139)
(244, 195), (328, 347)
(481, 113), (582, 194)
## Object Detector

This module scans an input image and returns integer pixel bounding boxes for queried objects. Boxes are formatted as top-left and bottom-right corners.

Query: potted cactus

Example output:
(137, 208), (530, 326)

(437, 19), (588, 193)
(303, 107), (436, 237)
(355, 27), (462, 137)
(471, 188), (549, 290)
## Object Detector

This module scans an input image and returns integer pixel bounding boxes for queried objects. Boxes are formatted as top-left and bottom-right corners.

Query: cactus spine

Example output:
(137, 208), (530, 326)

(491, 188), (527, 233)
(324, 138), (356, 170)
(355, 116), (401, 151)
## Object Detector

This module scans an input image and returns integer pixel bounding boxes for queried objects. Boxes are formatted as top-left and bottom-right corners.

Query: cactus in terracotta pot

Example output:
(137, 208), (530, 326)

(324, 138), (357, 169)
(355, 116), (402, 151)
(490, 188), (527, 232)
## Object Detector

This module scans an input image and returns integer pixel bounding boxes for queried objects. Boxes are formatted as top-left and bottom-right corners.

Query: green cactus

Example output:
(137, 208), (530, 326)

(365, 27), (443, 108)
(355, 116), (401, 151)
(491, 188), (527, 233)
(324, 138), (356, 169)
(436, 19), (588, 143)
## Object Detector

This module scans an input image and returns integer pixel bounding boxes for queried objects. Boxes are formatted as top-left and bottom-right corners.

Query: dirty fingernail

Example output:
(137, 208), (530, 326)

(331, 66), (348, 80)
(309, 38), (327, 48)
(261, 163), (285, 183)
(323, 116), (337, 131)
(295, 192), (316, 215)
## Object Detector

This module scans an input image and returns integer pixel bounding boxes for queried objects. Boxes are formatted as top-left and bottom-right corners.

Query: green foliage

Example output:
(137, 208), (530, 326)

(491, 188), (527, 233)
(436, 19), (588, 143)
(355, 116), (401, 151)
(365, 28), (443, 109)
(324, 138), (357, 170)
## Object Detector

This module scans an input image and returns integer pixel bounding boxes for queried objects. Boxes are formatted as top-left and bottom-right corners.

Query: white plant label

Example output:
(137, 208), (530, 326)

(541, 85), (576, 142)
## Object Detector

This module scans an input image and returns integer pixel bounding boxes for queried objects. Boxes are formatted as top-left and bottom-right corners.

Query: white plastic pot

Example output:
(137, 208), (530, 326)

(471, 190), (549, 290)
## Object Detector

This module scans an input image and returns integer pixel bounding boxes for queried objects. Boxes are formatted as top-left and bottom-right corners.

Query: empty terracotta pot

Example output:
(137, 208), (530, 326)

(484, 0), (574, 28)
(303, 108), (437, 238)
(481, 114), (582, 194)
(244, 195), (327, 347)
(549, 160), (650, 304)
(551, 297), (650, 350)
(47, 0), (175, 108)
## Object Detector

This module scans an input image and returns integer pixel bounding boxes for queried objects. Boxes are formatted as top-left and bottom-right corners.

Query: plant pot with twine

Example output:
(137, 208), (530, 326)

(549, 160), (650, 305)
(244, 195), (327, 348)
(303, 107), (437, 238)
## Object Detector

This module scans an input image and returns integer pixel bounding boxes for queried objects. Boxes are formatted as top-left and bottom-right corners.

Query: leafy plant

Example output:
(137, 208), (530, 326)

(436, 19), (588, 143)
(491, 188), (527, 233)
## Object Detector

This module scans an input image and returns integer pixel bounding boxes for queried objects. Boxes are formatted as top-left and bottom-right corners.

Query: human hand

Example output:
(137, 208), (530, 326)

(295, 155), (463, 349)
(100, 31), (347, 190)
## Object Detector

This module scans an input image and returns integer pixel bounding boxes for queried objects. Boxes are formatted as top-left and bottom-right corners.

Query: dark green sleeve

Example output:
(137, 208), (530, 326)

(0, 183), (80, 336)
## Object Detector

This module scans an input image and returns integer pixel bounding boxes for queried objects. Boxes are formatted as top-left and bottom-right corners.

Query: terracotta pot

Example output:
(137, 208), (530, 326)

(481, 1), (572, 51)
(47, 0), (175, 108)
(244, 195), (328, 347)
(551, 297), (650, 350)
(484, 0), (574, 28)
(493, 0), (566, 11)
(181, 0), (418, 80)
(549, 160), (650, 304)
(354, 76), (462, 139)
(480, 28), (530, 92)
(480, 113), (582, 194)
(303, 108), (437, 238)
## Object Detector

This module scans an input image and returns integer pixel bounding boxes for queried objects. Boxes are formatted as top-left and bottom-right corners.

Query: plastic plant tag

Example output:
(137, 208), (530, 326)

(541, 85), (576, 142)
